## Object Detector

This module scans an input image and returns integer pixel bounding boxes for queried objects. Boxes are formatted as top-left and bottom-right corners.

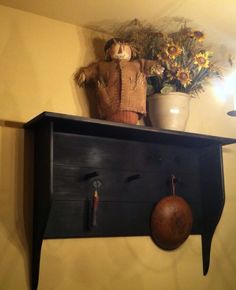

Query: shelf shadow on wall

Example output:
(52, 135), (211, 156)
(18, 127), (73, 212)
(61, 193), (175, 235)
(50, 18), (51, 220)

(0, 123), (33, 288)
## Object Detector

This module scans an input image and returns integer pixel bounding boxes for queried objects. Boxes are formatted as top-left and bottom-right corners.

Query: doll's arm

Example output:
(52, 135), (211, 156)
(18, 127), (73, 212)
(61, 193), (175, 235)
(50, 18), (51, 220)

(74, 71), (86, 86)
(74, 62), (99, 86)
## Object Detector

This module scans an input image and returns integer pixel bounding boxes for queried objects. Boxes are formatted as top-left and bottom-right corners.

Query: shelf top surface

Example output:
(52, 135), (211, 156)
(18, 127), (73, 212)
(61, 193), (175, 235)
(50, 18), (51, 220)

(25, 111), (236, 147)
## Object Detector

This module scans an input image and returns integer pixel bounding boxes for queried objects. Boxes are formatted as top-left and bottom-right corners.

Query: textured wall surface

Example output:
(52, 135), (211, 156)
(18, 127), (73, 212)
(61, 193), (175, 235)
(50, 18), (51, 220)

(0, 4), (236, 290)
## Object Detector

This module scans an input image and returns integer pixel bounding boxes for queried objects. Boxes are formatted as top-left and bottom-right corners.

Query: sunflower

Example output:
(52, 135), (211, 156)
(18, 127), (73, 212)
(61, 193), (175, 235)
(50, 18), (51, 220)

(192, 30), (205, 42)
(176, 68), (192, 87)
(166, 63), (180, 80)
(194, 52), (210, 70)
(166, 43), (182, 59)
(156, 51), (170, 62)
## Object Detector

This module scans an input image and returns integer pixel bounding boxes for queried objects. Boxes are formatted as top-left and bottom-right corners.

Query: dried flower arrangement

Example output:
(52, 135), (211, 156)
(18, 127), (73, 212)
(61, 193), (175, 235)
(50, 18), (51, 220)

(114, 19), (223, 96)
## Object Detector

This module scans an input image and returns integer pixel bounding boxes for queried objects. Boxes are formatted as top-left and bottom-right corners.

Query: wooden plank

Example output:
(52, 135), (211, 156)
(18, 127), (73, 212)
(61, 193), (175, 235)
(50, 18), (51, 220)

(25, 111), (236, 147)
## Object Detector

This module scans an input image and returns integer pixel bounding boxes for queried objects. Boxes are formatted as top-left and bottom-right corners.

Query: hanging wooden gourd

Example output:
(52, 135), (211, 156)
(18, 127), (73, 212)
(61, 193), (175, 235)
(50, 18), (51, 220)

(151, 175), (193, 250)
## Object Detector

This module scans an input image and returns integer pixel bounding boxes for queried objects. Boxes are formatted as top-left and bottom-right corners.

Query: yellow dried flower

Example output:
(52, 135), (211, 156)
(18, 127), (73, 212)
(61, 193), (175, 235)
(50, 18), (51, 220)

(166, 63), (180, 80)
(176, 68), (192, 87)
(166, 43), (182, 59)
(157, 51), (170, 62)
(192, 30), (205, 42)
(194, 52), (210, 69)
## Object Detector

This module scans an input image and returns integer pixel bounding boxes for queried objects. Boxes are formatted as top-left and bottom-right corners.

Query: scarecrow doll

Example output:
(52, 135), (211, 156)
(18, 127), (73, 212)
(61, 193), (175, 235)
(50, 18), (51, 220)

(75, 38), (163, 124)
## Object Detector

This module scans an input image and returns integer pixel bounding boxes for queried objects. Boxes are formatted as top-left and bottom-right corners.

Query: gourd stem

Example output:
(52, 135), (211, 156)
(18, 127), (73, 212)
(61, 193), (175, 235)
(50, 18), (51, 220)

(171, 174), (176, 197)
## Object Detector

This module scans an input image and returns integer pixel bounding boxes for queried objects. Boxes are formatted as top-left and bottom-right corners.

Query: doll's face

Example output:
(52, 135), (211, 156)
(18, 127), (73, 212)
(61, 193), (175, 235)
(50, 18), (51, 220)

(109, 43), (132, 61)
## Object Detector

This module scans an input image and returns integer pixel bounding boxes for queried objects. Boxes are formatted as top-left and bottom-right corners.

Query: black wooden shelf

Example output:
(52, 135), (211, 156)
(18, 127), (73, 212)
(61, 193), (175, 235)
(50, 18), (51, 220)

(25, 111), (236, 290)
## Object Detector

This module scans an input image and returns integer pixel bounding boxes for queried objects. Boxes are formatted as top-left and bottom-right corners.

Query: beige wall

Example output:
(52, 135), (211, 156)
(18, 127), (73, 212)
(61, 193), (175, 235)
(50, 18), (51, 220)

(0, 4), (236, 290)
(0, 4), (109, 122)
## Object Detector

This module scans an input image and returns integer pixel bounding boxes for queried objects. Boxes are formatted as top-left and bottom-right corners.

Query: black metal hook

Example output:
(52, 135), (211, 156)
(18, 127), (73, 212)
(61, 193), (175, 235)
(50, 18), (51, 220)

(84, 171), (99, 180)
(126, 174), (141, 183)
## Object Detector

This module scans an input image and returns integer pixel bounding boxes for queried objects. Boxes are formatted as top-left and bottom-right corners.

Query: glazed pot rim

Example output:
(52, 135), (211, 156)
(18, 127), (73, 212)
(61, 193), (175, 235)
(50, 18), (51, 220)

(148, 92), (191, 99)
